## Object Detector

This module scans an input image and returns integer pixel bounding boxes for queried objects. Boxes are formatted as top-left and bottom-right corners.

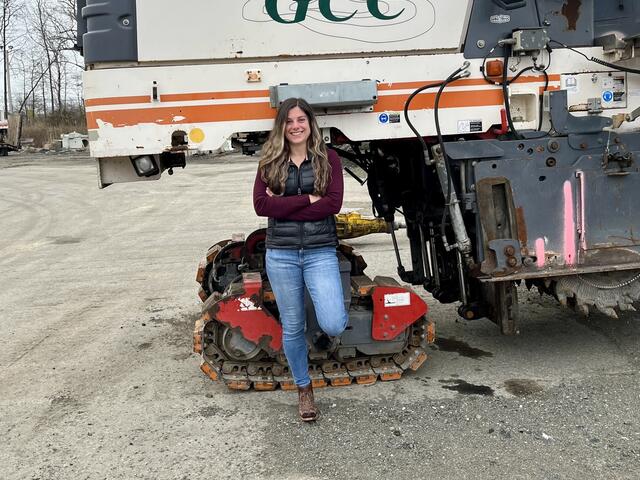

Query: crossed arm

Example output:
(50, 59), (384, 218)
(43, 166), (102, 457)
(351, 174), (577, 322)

(253, 150), (344, 221)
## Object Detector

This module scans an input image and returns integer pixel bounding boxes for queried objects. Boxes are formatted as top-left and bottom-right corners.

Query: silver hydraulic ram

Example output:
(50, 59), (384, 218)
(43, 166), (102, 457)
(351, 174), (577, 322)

(431, 144), (473, 263)
(431, 144), (473, 304)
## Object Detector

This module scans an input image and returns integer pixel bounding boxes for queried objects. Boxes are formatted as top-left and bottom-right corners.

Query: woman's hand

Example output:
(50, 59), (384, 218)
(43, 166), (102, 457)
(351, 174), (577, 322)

(266, 187), (274, 197)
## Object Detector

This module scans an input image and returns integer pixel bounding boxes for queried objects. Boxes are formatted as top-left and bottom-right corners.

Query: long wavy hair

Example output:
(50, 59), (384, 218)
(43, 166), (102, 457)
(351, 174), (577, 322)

(258, 97), (331, 196)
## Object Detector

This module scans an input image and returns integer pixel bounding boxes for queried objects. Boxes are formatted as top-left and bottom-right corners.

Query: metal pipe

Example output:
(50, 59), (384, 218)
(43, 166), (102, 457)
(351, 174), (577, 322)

(389, 223), (403, 269)
(418, 224), (431, 282)
(456, 249), (468, 304)
(431, 144), (473, 262)
(428, 222), (440, 288)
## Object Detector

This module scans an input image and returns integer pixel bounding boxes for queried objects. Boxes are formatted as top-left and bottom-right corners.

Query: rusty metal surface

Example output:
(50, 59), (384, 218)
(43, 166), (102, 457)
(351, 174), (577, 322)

(561, 0), (582, 31)
(480, 261), (640, 283)
(469, 133), (640, 281)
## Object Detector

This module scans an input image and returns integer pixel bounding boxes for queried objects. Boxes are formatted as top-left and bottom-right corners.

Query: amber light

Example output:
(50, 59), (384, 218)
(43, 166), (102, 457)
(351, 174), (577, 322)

(486, 60), (504, 78)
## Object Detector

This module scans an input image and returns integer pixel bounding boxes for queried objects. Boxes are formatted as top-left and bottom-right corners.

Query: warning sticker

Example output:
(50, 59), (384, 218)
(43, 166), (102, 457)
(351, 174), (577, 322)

(457, 120), (483, 134)
(379, 112), (401, 125)
(238, 297), (261, 311)
(384, 292), (411, 308)
(388, 113), (401, 124)
(490, 14), (510, 24)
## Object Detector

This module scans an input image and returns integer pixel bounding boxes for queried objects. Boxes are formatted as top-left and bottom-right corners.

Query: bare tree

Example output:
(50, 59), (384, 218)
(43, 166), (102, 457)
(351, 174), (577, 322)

(7, 0), (84, 119)
(30, 0), (60, 113)
(1, 0), (24, 117)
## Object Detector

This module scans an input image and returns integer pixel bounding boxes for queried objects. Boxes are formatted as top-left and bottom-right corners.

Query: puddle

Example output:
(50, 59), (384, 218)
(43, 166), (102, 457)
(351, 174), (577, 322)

(434, 337), (493, 359)
(441, 379), (494, 396)
(504, 379), (543, 397)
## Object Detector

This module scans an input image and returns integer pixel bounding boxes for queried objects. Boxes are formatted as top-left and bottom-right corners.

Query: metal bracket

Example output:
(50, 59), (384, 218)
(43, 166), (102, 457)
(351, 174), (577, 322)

(270, 80), (378, 111)
(547, 90), (612, 134)
(487, 239), (522, 273)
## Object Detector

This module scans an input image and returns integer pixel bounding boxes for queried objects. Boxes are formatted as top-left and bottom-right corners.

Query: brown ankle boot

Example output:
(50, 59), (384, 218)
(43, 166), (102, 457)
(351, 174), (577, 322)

(297, 384), (319, 422)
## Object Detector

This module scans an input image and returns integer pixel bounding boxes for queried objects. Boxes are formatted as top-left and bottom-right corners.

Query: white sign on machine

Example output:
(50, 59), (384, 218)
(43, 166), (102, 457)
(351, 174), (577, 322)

(384, 292), (411, 307)
(136, 0), (473, 62)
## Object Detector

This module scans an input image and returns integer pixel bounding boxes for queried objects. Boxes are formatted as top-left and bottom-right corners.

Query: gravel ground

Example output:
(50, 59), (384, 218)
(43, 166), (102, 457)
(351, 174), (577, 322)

(1, 152), (639, 480)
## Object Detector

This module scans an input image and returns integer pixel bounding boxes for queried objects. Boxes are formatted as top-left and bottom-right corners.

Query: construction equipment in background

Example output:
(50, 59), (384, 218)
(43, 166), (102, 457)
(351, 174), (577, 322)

(78, 0), (640, 389)
(0, 113), (22, 156)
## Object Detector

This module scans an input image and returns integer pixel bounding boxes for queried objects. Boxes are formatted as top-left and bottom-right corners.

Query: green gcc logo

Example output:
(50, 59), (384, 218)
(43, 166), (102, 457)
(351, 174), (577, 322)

(265, 0), (405, 23)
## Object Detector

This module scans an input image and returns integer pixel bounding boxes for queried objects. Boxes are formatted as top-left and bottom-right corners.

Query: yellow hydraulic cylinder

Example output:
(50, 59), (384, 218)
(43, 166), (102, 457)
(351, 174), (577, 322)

(335, 212), (404, 239)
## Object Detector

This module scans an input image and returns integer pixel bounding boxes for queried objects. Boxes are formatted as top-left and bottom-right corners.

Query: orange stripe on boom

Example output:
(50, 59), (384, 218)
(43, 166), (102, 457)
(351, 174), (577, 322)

(87, 90), (507, 129)
(377, 74), (560, 91)
(85, 95), (151, 107)
(375, 89), (504, 111)
(160, 90), (270, 102)
(86, 102), (276, 129)
(85, 75), (559, 109)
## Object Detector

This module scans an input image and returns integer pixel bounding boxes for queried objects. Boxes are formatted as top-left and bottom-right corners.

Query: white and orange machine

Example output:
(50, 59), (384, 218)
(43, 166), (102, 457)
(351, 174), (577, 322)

(79, 1), (640, 389)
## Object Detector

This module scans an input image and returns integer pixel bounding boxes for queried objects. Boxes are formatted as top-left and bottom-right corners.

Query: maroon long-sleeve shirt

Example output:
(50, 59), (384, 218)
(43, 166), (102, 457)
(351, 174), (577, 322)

(253, 149), (344, 221)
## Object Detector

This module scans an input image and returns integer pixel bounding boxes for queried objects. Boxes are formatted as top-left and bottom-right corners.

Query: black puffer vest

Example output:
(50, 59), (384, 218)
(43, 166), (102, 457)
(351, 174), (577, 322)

(266, 158), (337, 250)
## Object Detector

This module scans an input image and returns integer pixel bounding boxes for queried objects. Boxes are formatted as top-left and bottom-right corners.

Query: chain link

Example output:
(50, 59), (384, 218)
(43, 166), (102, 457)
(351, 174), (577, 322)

(576, 271), (640, 290)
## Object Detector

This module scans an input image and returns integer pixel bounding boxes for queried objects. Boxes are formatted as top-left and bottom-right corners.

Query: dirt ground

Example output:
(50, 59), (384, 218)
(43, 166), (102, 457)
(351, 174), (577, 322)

(1, 152), (639, 480)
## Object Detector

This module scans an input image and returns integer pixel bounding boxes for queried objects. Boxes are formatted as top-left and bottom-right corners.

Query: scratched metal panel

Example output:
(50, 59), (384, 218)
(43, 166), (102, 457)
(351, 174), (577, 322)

(583, 171), (640, 249)
(473, 143), (576, 267)
(464, 0), (594, 59)
(595, 0), (640, 40)
(470, 134), (640, 271)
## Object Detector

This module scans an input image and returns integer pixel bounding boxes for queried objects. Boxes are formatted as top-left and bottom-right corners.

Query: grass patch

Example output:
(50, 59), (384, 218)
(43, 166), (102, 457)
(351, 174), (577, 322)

(21, 112), (87, 148)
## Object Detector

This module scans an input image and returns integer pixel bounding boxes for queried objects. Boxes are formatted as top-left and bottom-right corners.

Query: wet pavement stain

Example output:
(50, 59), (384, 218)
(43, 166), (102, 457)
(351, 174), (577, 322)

(504, 379), (543, 397)
(198, 406), (221, 417)
(441, 379), (494, 396)
(194, 405), (238, 419)
(434, 337), (493, 359)
(149, 311), (199, 349)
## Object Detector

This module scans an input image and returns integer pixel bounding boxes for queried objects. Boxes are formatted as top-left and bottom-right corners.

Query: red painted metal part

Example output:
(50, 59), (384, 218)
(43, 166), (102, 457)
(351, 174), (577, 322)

(371, 286), (428, 341)
(212, 272), (283, 353)
(493, 108), (508, 135)
(244, 228), (266, 255)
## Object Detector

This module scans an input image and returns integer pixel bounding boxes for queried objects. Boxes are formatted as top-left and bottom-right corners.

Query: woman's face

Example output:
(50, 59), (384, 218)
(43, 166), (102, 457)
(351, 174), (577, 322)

(284, 106), (311, 147)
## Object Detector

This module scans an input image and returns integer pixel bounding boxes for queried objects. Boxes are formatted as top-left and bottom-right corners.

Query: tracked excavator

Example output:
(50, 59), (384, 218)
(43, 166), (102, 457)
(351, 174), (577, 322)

(79, 0), (640, 390)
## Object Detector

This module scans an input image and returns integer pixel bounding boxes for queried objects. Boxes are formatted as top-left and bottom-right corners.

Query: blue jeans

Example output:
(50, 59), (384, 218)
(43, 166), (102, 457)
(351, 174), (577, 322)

(266, 247), (348, 387)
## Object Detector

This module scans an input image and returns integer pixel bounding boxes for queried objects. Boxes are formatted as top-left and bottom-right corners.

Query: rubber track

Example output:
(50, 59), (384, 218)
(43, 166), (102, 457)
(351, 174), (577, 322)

(193, 307), (435, 391)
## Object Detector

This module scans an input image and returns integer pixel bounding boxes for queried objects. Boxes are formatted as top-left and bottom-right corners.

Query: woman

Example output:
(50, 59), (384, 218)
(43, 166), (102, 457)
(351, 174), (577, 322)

(253, 97), (348, 422)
